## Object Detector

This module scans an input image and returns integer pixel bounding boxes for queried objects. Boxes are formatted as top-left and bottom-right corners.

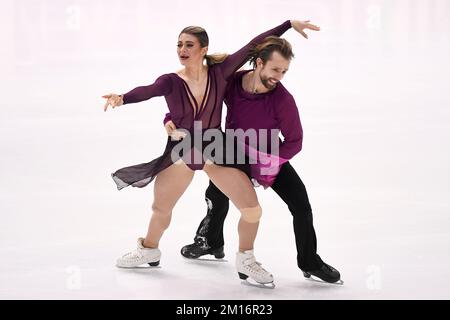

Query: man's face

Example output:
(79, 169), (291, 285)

(257, 51), (290, 90)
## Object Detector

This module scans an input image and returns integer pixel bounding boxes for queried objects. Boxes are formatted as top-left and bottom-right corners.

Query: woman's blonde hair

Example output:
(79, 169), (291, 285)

(179, 26), (229, 66)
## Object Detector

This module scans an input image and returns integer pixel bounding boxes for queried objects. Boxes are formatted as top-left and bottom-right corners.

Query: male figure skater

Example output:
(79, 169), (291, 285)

(164, 36), (342, 284)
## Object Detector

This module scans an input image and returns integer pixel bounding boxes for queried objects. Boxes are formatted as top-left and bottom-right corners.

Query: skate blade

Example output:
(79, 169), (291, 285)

(196, 257), (228, 262)
(116, 262), (161, 269)
(304, 275), (344, 285)
(241, 279), (275, 289)
(182, 256), (228, 263)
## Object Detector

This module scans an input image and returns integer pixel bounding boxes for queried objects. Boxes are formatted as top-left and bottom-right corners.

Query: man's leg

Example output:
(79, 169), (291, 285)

(271, 162), (341, 282)
(195, 180), (230, 248)
(271, 162), (322, 270)
(181, 180), (230, 258)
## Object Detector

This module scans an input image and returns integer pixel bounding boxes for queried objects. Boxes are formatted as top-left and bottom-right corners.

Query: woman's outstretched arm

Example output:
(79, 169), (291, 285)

(103, 74), (172, 111)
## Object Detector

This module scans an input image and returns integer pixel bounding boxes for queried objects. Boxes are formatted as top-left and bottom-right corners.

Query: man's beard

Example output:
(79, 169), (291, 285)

(260, 74), (277, 90)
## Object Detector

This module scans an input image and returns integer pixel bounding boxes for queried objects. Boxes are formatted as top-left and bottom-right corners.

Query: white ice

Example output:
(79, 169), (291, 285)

(1, 0), (450, 300)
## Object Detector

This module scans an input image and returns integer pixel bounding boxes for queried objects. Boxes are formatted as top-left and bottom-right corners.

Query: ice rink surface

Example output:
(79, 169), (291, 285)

(1, 0), (449, 299)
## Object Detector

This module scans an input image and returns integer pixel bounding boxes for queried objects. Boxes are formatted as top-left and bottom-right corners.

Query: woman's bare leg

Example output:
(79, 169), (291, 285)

(203, 163), (260, 252)
(143, 160), (194, 248)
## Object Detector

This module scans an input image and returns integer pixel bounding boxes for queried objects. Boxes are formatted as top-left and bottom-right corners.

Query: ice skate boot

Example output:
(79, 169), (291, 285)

(236, 250), (275, 289)
(303, 262), (343, 285)
(116, 237), (161, 268)
(180, 237), (225, 259)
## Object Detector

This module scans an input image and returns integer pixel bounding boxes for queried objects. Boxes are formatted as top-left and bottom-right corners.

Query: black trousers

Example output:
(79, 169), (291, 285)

(193, 162), (324, 271)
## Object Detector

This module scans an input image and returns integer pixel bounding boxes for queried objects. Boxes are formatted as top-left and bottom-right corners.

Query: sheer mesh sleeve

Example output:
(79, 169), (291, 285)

(122, 74), (173, 105)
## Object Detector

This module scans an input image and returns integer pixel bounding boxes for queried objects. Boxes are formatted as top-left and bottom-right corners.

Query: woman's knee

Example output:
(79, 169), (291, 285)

(239, 205), (262, 223)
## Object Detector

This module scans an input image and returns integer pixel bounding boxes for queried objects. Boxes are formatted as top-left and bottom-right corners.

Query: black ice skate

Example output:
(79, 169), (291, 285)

(303, 263), (343, 285)
(180, 237), (225, 260)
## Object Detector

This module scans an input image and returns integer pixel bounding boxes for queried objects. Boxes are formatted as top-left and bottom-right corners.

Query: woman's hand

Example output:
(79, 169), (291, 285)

(165, 120), (176, 136)
(164, 120), (186, 141)
(102, 94), (124, 112)
(290, 20), (320, 39)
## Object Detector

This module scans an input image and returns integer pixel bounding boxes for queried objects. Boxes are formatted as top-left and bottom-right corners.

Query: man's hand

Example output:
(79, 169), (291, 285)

(291, 20), (320, 39)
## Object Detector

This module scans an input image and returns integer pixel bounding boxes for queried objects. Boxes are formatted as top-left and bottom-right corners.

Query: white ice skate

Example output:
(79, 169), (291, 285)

(116, 238), (161, 268)
(236, 250), (275, 289)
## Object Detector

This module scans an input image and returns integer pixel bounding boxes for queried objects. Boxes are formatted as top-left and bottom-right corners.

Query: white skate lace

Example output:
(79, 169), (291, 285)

(121, 249), (143, 262)
(243, 258), (269, 275)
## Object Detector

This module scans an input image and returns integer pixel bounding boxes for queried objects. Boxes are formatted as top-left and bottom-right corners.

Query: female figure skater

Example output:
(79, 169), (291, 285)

(102, 20), (318, 286)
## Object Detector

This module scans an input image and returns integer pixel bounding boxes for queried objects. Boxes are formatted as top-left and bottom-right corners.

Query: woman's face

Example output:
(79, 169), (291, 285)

(177, 33), (208, 66)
